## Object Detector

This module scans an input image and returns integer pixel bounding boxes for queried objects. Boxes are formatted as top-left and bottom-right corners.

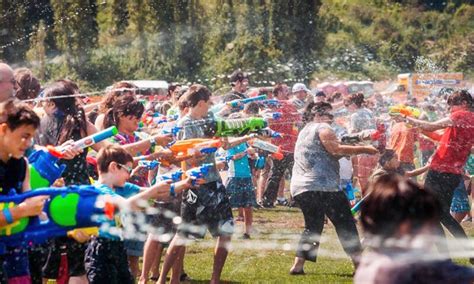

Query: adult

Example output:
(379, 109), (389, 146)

(388, 117), (419, 174)
(261, 83), (301, 208)
(345, 93), (377, 195)
(223, 69), (248, 102)
(0, 63), (15, 102)
(290, 102), (378, 274)
(314, 90), (326, 103)
(401, 90), (474, 262)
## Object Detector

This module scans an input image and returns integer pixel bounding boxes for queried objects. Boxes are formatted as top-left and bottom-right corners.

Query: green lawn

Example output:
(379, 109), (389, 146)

(160, 207), (474, 283)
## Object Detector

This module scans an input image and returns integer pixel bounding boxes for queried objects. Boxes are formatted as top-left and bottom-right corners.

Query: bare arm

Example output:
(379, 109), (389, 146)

(319, 128), (378, 156)
(221, 135), (253, 150)
(125, 179), (192, 211)
(406, 165), (430, 177)
(405, 116), (452, 132)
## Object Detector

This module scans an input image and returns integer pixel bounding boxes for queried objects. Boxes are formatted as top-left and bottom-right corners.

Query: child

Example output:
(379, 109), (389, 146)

(369, 149), (429, 185)
(158, 84), (234, 284)
(84, 145), (198, 284)
(355, 173), (474, 283)
(0, 99), (50, 283)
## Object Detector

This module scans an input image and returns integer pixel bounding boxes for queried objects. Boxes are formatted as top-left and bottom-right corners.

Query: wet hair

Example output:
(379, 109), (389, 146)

(344, 92), (365, 108)
(96, 144), (134, 173)
(103, 94), (145, 129)
(379, 149), (397, 167)
(0, 98), (40, 130)
(447, 90), (473, 109)
(302, 102), (333, 126)
(43, 80), (87, 144)
(99, 81), (137, 114)
(361, 174), (440, 242)
(184, 84), (211, 108)
(13, 68), (41, 101)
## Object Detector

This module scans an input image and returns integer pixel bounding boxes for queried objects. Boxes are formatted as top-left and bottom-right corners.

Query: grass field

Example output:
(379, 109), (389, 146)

(149, 206), (474, 283)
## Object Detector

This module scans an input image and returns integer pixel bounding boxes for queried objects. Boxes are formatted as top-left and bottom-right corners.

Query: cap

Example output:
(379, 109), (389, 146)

(291, 83), (310, 93)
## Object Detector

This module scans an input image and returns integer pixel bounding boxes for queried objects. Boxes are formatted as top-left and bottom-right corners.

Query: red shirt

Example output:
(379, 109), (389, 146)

(430, 110), (474, 174)
(388, 122), (418, 164)
(268, 100), (301, 153)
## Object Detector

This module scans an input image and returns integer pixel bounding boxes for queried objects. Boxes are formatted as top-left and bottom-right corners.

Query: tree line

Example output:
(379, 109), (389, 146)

(0, 0), (472, 91)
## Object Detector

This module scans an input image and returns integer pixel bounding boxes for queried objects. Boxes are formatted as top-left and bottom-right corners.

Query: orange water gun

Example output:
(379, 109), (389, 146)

(388, 105), (421, 118)
(160, 138), (222, 166)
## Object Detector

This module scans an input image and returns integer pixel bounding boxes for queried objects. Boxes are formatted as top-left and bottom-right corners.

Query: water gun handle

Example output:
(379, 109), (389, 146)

(67, 227), (99, 239)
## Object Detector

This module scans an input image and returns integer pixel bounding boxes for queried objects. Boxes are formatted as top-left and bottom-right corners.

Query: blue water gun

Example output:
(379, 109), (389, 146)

(0, 186), (115, 254)
(138, 160), (160, 170)
(158, 163), (213, 185)
(226, 95), (267, 109)
(29, 126), (118, 189)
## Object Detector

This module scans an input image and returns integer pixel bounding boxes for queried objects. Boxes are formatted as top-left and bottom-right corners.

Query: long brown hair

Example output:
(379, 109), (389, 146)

(43, 80), (87, 144)
(99, 81), (137, 114)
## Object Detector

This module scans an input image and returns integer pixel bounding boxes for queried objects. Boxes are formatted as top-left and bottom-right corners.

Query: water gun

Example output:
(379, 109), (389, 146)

(226, 95), (267, 109)
(256, 128), (282, 138)
(388, 105), (421, 118)
(46, 126), (118, 158)
(351, 194), (369, 216)
(211, 117), (268, 137)
(138, 160), (160, 170)
(158, 163), (213, 185)
(0, 185), (115, 254)
(262, 112), (282, 120)
(29, 126), (119, 189)
(343, 181), (357, 206)
(259, 99), (281, 108)
(248, 138), (284, 160)
(168, 138), (222, 158)
(341, 123), (386, 151)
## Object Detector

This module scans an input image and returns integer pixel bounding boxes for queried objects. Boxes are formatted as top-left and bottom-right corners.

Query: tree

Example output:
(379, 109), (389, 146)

(26, 20), (47, 80)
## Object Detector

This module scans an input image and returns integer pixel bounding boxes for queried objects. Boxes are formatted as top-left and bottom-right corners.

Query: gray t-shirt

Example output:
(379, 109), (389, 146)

(350, 108), (376, 133)
(291, 122), (341, 197)
(176, 114), (220, 183)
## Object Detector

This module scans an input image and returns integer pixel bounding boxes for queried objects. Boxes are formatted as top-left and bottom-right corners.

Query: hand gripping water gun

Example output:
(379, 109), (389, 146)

(158, 163), (213, 185)
(138, 160), (160, 170)
(169, 139), (222, 158)
(248, 138), (284, 160)
(29, 127), (119, 189)
(226, 95), (267, 109)
(0, 185), (115, 254)
(340, 123), (386, 152)
(388, 105), (421, 118)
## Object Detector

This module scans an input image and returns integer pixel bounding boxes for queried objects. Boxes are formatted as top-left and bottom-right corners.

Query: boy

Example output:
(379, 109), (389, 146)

(370, 149), (429, 184)
(0, 99), (51, 283)
(85, 144), (199, 284)
(158, 84), (234, 284)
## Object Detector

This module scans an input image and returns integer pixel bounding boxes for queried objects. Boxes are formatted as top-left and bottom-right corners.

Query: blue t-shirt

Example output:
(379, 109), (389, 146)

(227, 143), (251, 178)
(94, 182), (140, 240)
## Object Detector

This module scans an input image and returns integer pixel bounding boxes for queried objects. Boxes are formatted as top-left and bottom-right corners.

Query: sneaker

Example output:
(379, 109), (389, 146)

(239, 233), (251, 240)
(277, 198), (289, 206)
(180, 272), (191, 282)
(262, 202), (275, 208)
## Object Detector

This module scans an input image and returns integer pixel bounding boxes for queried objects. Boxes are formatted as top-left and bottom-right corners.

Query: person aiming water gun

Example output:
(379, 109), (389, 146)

(29, 127), (118, 189)
(0, 186), (115, 254)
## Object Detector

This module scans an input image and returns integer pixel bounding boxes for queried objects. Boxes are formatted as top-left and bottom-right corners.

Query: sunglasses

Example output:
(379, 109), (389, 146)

(117, 163), (133, 174)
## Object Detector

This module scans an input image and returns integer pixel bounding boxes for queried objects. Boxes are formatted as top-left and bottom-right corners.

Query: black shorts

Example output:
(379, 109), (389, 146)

(42, 237), (87, 279)
(178, 181), (234, 239)
(85, 237), (134, 284)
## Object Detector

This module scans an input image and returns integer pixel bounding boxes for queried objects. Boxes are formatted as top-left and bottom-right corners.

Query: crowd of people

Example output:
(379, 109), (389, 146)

(0, 61), (473, 284)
